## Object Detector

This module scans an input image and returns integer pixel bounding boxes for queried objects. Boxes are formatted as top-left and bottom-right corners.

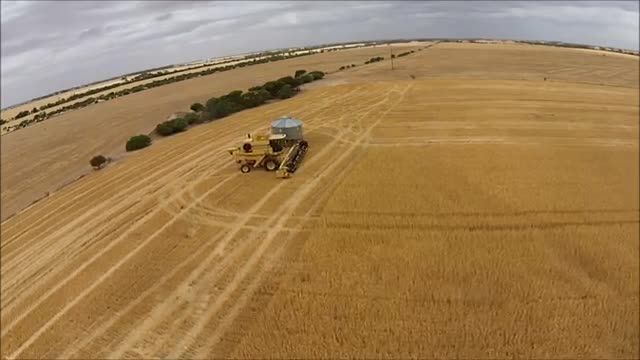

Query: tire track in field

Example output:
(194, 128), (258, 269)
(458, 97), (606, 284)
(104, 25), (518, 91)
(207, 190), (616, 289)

(104, 85), (389, 359)
(2, 84), (370, 354)
(0, 151), (233, 317)
(196, 134), (369, 358)
(0, 87), (341, 249)
(1, 86), (344, 300)
(3, 172), (240, 359)
(0, 88), (339, 253)
(1, 87), (356, 322)
(171, 83), (412, 359)
(103, 84), (394, 358)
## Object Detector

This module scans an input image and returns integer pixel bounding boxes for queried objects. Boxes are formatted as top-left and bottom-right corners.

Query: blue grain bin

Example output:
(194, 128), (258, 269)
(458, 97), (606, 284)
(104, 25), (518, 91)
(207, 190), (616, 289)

(271, 116), (303, 140)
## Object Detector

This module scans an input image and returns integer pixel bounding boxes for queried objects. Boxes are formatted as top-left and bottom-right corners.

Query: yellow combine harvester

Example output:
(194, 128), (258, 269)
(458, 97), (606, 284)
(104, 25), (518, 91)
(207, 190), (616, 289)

(226, 116), (309, 178)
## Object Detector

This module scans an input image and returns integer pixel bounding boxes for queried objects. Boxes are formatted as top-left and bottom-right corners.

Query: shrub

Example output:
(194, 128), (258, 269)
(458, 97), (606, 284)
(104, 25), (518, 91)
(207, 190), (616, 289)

(263, 80), (286, 97)
(278, 76), (301, 88)
(308, 71), (324, 80)
(257, 88), (272, 101)
(339, 66), (345, 70)
(172, 118), (188, 132)
(277, 84), (293, 99)
(248, 85), (263, 92)
(198, 111), (213, 123)
(209, 99), (244, 119)
(156, 121), (175, 136)
(240, 91), (265, 108)
(223, 90), (243, 103)
(90, 155), (108, 169)
(183, 112), (199, 124)
(15, 110), (29, 119)
(205, 97), (219, 112)
(126, 135), (151, 151)
(300, 74), (314, 83)
(294, 69), (307, 78)
(190, 102), (204, 112)
(157, 117), (189, 136)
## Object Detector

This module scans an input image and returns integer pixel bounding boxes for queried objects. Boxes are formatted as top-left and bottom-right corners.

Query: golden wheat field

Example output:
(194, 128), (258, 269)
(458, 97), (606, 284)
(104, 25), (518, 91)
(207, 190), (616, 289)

(1, 43), (639, 358)
(0, 43), (424, 221)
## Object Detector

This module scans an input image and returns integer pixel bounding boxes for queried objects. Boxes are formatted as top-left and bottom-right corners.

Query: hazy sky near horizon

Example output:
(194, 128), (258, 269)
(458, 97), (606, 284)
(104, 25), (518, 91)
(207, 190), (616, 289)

(1, 0), (638, 108)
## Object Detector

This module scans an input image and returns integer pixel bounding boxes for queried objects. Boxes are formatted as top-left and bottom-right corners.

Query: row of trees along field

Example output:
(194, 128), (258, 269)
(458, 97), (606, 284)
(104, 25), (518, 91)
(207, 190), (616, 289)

(91, 69), (325, 168)
(3, 45), (360, 133)
(336, 46), (426, 71)
(153, 69), (324, 138)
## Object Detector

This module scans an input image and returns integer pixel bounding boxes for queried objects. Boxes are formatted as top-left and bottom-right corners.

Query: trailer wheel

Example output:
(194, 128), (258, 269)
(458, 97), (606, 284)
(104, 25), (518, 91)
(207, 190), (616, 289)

(265, 159), (279, 171)
(240, 164), (251, 173)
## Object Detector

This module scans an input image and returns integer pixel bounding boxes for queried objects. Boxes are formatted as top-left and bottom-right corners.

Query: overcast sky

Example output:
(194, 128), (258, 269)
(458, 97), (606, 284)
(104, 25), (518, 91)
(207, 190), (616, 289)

(1, 0), (638, 108)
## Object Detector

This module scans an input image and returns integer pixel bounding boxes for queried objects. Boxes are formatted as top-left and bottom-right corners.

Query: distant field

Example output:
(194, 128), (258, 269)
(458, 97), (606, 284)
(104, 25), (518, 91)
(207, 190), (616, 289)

(0, 43), (374, 131)
(1, 42), (638, 358)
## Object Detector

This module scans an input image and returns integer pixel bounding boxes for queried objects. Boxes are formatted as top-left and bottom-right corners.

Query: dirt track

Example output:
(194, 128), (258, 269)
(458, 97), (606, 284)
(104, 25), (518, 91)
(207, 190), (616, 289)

(1, 44), (639, 358)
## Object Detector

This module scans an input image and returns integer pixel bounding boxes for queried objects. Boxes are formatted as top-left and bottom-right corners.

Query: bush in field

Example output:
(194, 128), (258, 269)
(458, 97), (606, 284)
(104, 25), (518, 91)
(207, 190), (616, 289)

(190, 102), (204, 112)
(248, 85), (263, 92)
(308, 71), (324, 80)
(172, 118), (188, 132)
(156, 118), (189, 136)
(198, 111), (213, 123)
(205, 97), (219, 112)
(240, 91), (265, 108)
(222, 90), (243, 103)
(294, 69), (307, 78)
(257, 88), (272, 101)
(90, 155), (108, 169)
(263, 80), (286, 97)
(300, 74), (314, 83)
(15, 110), (29, 119)
(126, 135), (151, 151)
(278, 76), (301, 88)
(209, 99), (244, 119)
(156, 121), (175, 136)
(277, 84), (293, 99)
(183, 112), (200, 124)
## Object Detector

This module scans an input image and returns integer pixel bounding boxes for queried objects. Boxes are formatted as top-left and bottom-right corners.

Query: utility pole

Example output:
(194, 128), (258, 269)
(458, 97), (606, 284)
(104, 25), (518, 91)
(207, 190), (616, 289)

(389, 43), (394, 70)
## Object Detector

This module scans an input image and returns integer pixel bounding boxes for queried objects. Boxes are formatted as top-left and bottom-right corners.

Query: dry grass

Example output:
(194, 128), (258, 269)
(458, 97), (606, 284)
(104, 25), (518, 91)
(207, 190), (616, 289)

(1, 43), (638, 359)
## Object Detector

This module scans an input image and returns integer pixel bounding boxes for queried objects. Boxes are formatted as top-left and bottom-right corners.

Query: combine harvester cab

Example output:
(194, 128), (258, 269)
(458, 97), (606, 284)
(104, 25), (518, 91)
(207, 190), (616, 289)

(227, 116), (309, 178)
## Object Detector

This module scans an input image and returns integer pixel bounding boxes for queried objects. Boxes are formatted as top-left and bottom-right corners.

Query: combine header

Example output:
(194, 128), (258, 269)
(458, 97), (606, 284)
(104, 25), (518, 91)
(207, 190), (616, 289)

(227, 116), (309, 178)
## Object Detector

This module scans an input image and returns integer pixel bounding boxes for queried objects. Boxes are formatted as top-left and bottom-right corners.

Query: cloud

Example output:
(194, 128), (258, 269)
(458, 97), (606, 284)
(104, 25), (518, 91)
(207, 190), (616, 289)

(1, 1), (638, 107)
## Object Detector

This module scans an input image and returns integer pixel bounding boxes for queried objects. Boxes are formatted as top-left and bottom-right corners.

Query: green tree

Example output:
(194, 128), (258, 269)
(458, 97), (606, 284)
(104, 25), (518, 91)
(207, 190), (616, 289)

(300, 74), (314, 83)
(257, 88), (272, 102)
(126, 135), (152, 151)
(263, 80), (286, 97)
(190, 102), (204, 112)
(171, 118), (188, 132)
(240, 91), (265, 108)
(156, 121), (175, 136)
(205, 97), (219, 112)
(278, 76), (301, 88)
(15, 110), (29, 119)
(294, 69), (307, 78)
(308, 71), (325, 80)
(183, 112), (199, 124)
(277, 84), (293, 99)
